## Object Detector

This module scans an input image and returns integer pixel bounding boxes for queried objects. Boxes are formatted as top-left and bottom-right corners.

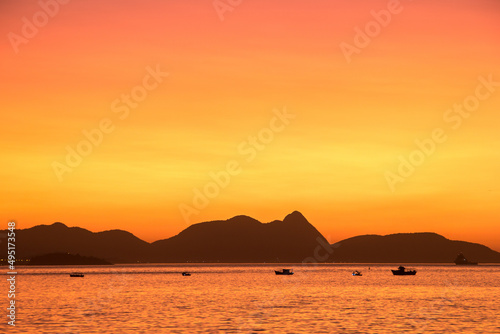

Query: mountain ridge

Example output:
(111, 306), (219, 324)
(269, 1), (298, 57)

(149, 211), (328, 262)
(2, 213), (499, 263)
(331, 232), (500, 263)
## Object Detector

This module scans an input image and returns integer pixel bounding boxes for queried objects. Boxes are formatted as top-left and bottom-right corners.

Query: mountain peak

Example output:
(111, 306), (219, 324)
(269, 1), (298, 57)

(386, 232), (447, 239)
(151, 211), (328, 262)
(283, 211), (307, 223)
(51, 222), (68, 228)
(227, 215), (261, 224)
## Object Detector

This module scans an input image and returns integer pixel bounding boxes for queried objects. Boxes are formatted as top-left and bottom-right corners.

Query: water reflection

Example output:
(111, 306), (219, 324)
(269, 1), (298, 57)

(2, 264), (499, 333)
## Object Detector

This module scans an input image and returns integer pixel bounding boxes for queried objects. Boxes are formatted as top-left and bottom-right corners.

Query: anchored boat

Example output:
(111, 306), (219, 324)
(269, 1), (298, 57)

(454, 253), (478, 265)
(275, 269), (294, 275)
(69, 273), (84, 277)
(391, 266), (416, 276)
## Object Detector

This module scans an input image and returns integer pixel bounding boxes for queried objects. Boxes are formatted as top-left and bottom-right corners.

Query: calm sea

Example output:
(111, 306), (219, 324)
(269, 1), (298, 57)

(2, 264), (499, 333)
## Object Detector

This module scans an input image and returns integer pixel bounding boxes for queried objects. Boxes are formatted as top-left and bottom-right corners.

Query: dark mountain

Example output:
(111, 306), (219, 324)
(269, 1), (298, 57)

(29, 252), (112, 265)
(150, 211), (329, 262)
(4, 222), (150, 263)
(330, 232), (500, 263)
(2, 214), (499, 264)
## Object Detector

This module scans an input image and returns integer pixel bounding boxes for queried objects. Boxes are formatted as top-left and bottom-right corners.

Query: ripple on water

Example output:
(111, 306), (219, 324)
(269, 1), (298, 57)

(3, 265), (500, 333)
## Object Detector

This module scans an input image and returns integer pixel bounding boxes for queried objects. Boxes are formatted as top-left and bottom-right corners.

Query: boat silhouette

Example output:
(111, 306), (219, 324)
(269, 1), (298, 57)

(352, 270), (362, 276)
(182, 272), (191, 276)
(391, 266), (416, 276)
(69, 273), (84, 277)
(275, 269), (294, 275)
(454, 253), (478, 265)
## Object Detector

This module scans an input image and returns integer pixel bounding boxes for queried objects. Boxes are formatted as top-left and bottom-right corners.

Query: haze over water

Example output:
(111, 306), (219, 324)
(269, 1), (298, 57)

(4, 264), (499, 333)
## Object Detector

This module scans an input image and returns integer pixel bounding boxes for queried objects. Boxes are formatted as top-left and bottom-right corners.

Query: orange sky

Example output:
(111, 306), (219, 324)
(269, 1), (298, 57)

(1, 0), (499, 251)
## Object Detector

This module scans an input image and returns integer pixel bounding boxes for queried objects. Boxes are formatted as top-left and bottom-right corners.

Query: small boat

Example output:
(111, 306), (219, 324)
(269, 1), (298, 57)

(69, 273), (84, 277)
(275, 269), (294, 275)
(352, 270), (362, 276)
(391, 266), (416, 276)
(454, 253), (478, 265)
(181, 272), (191, 276)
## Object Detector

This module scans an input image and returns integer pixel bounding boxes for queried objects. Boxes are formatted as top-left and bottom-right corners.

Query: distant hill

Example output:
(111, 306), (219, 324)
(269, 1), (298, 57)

(2, 222), (150, 263)
(2, 214), (499, 263)
(330, 233), (500, 263)
(150, 211), (329, 262)
(29, 252), (112, 265)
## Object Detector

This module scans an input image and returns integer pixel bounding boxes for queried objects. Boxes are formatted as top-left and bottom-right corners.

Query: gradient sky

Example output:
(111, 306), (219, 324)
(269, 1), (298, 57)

(1, 0), (499, 251)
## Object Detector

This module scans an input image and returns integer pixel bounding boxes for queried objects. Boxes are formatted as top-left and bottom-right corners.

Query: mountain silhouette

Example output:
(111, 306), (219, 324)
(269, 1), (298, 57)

(6, 222), (150, 263)
(150, 211), (329, 262)
(2, 213), (500, 263)
(29, 252), (112, 265)
(330, 232), (500, 263)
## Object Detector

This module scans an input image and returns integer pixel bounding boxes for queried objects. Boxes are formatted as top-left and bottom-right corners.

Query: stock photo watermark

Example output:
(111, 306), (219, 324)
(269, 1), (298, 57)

(339, 0), (413, 64)
(7, 0), (71, 54)
(213, 0), (243, 21)
(178, 107), (295, 224)
(385, 74), (499, 192)
(51, 64), (168, 182)
(4, 221), (17, 326)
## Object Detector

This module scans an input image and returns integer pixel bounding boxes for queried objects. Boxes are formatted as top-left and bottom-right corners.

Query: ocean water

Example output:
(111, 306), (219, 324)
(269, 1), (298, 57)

(2, 264), (499, 333)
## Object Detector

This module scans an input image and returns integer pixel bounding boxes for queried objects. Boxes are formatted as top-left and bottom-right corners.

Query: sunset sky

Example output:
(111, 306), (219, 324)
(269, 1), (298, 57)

(1, 0), (499, 251)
